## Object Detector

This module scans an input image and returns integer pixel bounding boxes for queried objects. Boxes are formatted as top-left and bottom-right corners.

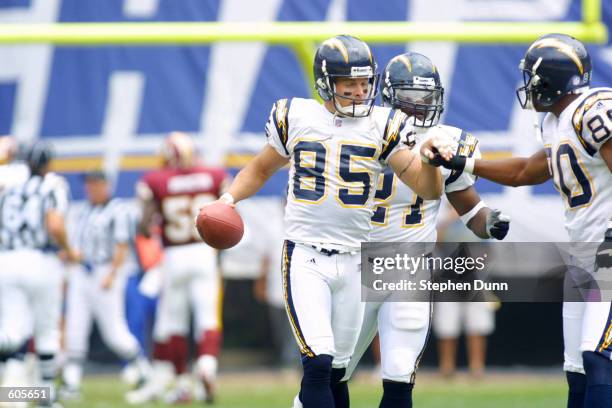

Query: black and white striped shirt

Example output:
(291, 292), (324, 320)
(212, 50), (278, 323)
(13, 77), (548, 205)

(0, 173), (70, 251)
(73, 198), (131, 266)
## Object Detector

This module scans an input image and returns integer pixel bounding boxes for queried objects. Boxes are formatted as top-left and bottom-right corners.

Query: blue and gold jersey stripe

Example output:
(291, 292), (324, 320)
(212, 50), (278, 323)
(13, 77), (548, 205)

(411, 299), (433, 383)
(445, 131), (478, 186)
(380, 109), (407, 162)
(597, 304), (612, 358)
(572, 90), (612, 157)
(272, 98), (291, 156)
(282, 240), (315, 358)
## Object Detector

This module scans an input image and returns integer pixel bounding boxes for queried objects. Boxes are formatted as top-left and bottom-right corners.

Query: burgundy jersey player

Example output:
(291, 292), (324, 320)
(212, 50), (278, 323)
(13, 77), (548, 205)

(137, 132), (229, 247)
(130, 132), (228, 404)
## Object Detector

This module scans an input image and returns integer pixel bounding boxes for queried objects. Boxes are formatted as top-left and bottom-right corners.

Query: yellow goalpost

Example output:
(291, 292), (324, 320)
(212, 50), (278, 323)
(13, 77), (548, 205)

(0, 0), (605, 95)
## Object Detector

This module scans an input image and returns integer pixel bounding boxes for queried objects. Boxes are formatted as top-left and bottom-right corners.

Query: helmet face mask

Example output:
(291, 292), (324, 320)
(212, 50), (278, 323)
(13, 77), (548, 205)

(314, 35), (379, 118)
(516, 57), (553, 111)
(389, 84), (444, 128)
(327, 72), (379, 118)
(516, 64), (539, 110)
(381, 53), (445, 128)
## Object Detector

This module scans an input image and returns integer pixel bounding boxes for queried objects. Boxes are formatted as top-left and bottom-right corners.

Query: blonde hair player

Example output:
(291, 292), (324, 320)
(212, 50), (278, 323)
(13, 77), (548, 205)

(205, 35), (454, 408)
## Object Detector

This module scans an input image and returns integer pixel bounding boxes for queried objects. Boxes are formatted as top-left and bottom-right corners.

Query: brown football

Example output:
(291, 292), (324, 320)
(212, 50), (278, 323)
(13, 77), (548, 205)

(196, 202), (244, 250)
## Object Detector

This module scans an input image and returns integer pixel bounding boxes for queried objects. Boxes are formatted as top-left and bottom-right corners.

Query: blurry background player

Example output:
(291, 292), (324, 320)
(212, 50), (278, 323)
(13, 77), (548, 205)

(60, 170), (149, 400)
(120, 214), (163, 386)
(0, 141), (78, 407)
(434, 205), (497, 379)
(0, 136), (29, 192)
(337, 52), (510, 408)
(435, 34), (612, 408)
(127, 132), (228, 404)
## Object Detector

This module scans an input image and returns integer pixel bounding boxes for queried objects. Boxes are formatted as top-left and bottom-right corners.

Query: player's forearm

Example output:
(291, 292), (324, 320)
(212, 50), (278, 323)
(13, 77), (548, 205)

(466, 208), (492, 239)
(411, 162), (443, 200)
(227, 162), (274, 203)
(473, 157), (542, 187)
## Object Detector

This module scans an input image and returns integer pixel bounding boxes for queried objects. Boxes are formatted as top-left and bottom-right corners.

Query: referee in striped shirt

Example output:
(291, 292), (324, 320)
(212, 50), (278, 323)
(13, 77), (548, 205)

(61, 171), (149, 399)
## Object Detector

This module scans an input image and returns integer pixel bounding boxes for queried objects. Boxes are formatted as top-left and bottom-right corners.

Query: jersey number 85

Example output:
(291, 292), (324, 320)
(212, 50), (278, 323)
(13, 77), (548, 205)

(292, 140), (377, 207)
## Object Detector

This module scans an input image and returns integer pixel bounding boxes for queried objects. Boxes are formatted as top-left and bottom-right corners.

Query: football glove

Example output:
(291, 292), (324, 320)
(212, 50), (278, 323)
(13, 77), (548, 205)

(430, 154), (467, 171)
(486, 209), (510, 240)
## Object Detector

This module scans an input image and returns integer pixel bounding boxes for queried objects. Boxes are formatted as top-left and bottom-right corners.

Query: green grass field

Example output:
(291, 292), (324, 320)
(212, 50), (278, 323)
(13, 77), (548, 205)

(62, 370), (567, 408)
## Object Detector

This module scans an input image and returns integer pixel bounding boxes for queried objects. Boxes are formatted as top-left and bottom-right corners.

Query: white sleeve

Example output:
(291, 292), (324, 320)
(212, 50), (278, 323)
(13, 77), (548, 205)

(444, 132), (480, 193)
(112, 201), (131, 244)
(265, 99), (292, 158)
(44, 174), (70, 215)
(574, 95), (612, 156)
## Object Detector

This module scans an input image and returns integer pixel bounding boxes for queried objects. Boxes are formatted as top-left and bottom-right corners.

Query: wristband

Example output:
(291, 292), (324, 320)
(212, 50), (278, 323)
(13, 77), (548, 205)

(220, 192), (235, 205)
(464, 157), (476, 174)
(459, 200), (486, 226)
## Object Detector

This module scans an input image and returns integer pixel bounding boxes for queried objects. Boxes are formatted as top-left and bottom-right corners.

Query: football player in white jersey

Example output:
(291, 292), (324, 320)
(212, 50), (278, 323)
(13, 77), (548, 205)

(333, 52), (511, 408)
(205, 35), (454, 408)
(436, 34), (612, 408)
(0, 141), (79, 407)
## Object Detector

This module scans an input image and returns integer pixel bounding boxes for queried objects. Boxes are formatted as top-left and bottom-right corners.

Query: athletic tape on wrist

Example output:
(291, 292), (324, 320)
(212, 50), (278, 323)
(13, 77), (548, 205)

(220, 192), (235, 204)
(459, 200), (487, 226)
(464, 157), (475, 174)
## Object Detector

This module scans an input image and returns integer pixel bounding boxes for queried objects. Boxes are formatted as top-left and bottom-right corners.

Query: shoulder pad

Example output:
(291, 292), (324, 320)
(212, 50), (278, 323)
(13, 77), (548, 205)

(271, 98), (292, 154)
(572, 89), (612, 156)
(380, 109), (410, 161)
(456, 131), (479, 158)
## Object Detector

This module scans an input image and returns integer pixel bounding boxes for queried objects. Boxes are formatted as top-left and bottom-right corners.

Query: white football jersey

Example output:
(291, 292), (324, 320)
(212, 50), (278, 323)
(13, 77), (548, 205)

(370, 125), (479, 243)
(0, 172), (70, 251)
(266, 98), (413, 248)
(0, 162), (29, 192)
(541, 87), (612, 244)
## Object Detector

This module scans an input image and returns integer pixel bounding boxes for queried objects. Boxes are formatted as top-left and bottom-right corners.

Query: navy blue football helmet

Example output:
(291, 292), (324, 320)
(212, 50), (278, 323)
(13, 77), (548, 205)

(380, 52), (444, 128)
(516, 33), (591, 111)
(25, 141), (54, 175)
(313, 35), (378, 117)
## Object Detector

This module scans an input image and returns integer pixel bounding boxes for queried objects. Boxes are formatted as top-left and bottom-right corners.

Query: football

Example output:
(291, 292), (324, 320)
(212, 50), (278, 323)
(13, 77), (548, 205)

(196, 202), (244, 249)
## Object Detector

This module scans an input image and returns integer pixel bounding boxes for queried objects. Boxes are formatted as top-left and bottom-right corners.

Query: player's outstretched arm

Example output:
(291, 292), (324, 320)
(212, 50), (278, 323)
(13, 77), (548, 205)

(447, 187), (510, 240)
(437, 149), (551, 187)
(224, 145), (289, 204)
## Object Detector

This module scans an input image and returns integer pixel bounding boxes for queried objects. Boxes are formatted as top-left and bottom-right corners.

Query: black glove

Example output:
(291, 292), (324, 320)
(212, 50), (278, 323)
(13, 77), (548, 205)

(596, 224), (612, 270)
(486, 209), (510, 240)
(430, 153), (467, 171)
